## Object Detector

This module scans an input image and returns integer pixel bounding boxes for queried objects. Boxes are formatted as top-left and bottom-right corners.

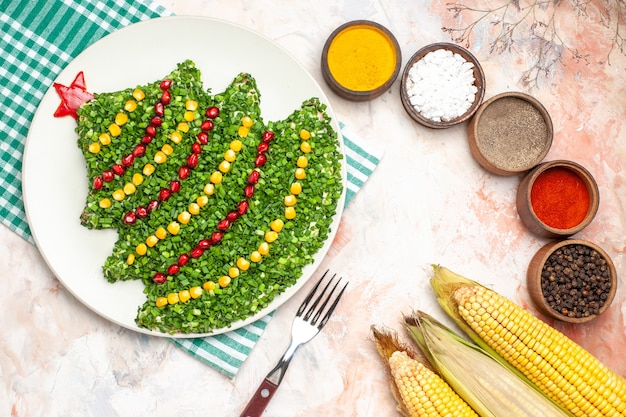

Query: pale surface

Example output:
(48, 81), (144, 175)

(3, 1), (625, 416)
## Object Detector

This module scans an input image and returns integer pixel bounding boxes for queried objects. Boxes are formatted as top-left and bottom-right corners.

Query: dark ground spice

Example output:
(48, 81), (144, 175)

(476, 96), (549, 171)
(541, 244), (612, 318)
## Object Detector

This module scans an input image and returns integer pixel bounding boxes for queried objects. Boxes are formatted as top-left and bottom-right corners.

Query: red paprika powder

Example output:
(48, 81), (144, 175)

(530, 167), (590, 229)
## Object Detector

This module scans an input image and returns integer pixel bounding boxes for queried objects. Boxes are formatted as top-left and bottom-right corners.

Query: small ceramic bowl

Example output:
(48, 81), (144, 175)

(527, 239), (617, 323)
(321, 20), (401, 101)
(400, 42), (485, 128)
(516, 160), (599, 238)
(468, 92), (553, 175)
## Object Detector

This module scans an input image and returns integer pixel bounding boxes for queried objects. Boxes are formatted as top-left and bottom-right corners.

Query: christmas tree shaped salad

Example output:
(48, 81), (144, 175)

(64, 60), (344, 334)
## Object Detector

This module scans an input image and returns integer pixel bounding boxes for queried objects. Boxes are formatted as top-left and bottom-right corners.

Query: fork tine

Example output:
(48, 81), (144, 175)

(304, 272), (336, 322)
(316, 280), (348, 329)
(296, 269), (328, 317)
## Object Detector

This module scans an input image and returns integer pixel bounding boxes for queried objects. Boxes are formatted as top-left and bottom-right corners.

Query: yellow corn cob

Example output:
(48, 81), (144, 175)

(372, 326), (479, 417)
(431, 265), (626, 417)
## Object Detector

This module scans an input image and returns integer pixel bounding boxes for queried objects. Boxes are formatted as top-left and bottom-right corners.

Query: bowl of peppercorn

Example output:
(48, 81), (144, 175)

(527, 239), (617, 323)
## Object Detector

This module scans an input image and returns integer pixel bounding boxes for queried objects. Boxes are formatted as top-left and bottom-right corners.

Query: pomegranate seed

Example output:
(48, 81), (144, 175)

(123, 212), (136, 225)
(160, 90), (171, 105)
(132, 144), (146, 157)
(237, 200), (249, 215)
(167, 264), (180, 275)
(150, 116), (162, 127)
(210, 231), (223, 245)
(201, 120), (214, 131)
(244, 185), (255, 198)
(257, 142), (269, 153)
(160, 79), (172, 90)
(248, 170), (260, 185)
(217, 219), (231, 231)
(121, 154), (134, 167)
(187, 153), (199, 168)
(255, 154), (267, 167)
(197, 239), (211, 249)
(102, 170), (114, 182)
(178, 166), (190, 179)
(178, 253), (190, 266)
(205, 106), (219, 119)
(147, 199), (159, 213)
(93, 176), (103, 190)
(145, 125), (156, 137)
(197, 132), (209, 145)
(153, 272), (167, 284)
(190, 248), (204, 258)
(262, 130), (275, 142)
(226, 211), (239, 222)
(154, 102), (164, 116)
(169, 180), (181, 193)
(112, 164), (125, 176)
(141, 135), (153, 144)
(135, 206), (148, 218)
(191, 143), (202, 154)
(159, 188), (171, 201)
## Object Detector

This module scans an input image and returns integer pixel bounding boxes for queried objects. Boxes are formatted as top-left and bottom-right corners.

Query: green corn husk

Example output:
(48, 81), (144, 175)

(404, 310), (571, 417)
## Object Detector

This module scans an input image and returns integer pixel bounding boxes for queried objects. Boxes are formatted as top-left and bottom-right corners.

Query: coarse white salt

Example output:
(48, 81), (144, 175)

(405, 48), (478, 122)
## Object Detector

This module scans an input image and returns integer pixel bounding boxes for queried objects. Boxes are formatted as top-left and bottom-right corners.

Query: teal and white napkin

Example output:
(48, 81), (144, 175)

(0, 0), (382, 377)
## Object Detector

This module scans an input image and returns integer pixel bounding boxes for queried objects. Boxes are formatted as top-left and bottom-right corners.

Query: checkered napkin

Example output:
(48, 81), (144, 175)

(0, 0), (383, 377)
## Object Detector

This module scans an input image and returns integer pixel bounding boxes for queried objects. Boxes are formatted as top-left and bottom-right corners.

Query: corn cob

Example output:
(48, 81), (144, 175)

(431, 265), (626, 417)
(371, 326), (479, 417)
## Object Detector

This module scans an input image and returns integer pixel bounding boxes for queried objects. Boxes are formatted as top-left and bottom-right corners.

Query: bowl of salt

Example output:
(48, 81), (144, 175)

(400, 42), (485, 128)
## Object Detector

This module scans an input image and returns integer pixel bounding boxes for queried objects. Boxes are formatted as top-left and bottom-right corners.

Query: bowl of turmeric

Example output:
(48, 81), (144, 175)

(321, 20), (401, 101)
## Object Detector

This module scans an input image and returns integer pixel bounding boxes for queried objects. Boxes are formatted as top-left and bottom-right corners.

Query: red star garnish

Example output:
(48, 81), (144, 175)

(53, 71), (94, 119)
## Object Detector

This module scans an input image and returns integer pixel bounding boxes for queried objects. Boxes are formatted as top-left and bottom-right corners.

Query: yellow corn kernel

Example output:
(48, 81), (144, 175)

(270, 219), (284, 233)
(258, 242), (270, 256)
(236, 257), (250, 271)
(218, 160), (231, 173)
(189, 286), (203, 299)
(265, 230), (278, 243)
(126, 253), (135, 265)
(218, 275), (231, 288)
(132, 88), (145, 101)
(167, 221), (180, 235)
(132, 173), (144, 186)
(300, 141), (311, 153)
(99, 198), (111, 209)
(290, 182), (302, 195)
(224, 149), (237, 162)
(124, 100), (137, 112)
(154, 151), (167, 164)
(177, 122), (190, 133)
(210, 171), (223, 185)
(155, 227), (167, 240)
(204, 183), (215, 195)
(203, 281), (216, 292)
(112, 189), (125, 201)
(196, 195), (209, 207)
(185, 100), (198, 111)
(108, 123), (121, 137)
(146, 235), (159, 247)
(295, 168), (306, 180)
(177, 211), (191, 225)
(156, 297), (168, 308)
(115, 112), (128, 126)
(228, 267), (240, 279)
(143, 163), (155, 176)
(135, 243), (147, 256)
(285, 206), (296, 220)
(296, 156), (308, 168)
(99, 133), (111, 145)
(230, 139), (242, 152)
(188, 203), (200, 215)
(238, 126), (249, 138)
(284, 194), (297, 207)
(250, 251), (262, 263)
(88, 142), (100, 154)
(167, 292), (180, 305)
(123, 182), (136, 195)
(161, 143), (173, 155)
(178, 290), (191, 303)
(241, 115), (253, 128)
(183, 111), (195, 122)
(299, 129), (311, 140)
(170, 131), (183, 144)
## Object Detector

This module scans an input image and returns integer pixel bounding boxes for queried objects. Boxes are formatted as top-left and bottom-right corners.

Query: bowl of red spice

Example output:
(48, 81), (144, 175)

(516, 160), (599, 238)
(527, 239), (617, 323)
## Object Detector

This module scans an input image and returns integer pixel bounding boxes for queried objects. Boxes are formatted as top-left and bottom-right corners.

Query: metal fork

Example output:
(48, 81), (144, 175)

(239, 270), (348, 417)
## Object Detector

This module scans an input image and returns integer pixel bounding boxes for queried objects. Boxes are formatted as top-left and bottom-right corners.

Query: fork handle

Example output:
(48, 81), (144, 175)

(238, 378), (279, 417)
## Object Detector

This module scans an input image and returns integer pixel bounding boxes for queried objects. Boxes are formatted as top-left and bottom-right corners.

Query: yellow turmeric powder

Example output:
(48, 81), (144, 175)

(327, 24), (397, 92)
